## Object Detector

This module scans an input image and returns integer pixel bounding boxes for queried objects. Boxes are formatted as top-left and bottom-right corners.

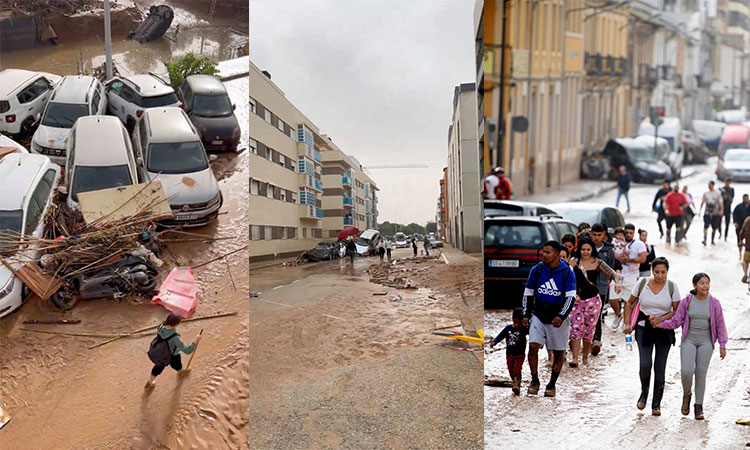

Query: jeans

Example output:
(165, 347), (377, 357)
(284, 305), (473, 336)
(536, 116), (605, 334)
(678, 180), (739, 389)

(616, 188), (630, 211)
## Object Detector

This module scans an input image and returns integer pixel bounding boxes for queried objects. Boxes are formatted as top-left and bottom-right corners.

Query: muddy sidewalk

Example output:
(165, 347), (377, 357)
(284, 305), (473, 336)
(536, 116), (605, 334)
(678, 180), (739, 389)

(249, 247), (484, 449)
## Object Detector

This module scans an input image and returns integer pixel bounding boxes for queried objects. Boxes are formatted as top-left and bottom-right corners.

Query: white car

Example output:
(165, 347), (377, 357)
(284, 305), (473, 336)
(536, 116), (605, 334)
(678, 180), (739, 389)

(105, 74), (180, 131)
(65, 116), (138, 209)
(0, 153), (61, 318)
(355, 229), (381, 255)
(394, 232), (408, 248)
(0, 134), (30, 155)
(31, 75), (106, 165)
(133, 107), (222, 226)
(0, 69), (61, 136)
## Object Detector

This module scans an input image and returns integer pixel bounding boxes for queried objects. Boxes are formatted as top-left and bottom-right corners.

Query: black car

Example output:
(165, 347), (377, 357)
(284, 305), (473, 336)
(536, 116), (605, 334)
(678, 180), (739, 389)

(307, 240), (340, 261)
(484, 200), (558, 218)
(128, 5), (174, 42)
(682, 130), (710, 164)
(603, 138), (671, 183)
(178, 75), (240, 152)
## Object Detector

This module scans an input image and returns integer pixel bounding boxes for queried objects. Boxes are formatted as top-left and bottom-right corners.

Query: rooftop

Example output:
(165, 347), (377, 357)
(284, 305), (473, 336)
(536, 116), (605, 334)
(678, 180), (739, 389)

(52, 76), (97, 104)
(0, 69), (37, 96)
(72, 116), (131, 167)
(123, 74), (174, 96)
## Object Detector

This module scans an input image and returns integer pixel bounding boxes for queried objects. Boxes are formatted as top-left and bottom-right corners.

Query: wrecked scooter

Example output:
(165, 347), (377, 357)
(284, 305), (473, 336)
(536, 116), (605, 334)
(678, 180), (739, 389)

(51, 255), (158, 310)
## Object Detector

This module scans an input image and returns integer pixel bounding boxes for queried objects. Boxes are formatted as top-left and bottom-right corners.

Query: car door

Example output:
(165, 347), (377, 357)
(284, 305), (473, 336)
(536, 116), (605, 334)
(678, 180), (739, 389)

(105, 79), (128, 122)
(31, 168), (58, 239)
(29, 77), (52, 122)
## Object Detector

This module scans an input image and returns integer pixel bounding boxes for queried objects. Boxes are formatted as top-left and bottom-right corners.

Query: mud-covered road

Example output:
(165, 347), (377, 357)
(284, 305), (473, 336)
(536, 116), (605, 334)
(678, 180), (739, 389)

(484, 160), (750, 449)
(249, 246), (484, 449)
(0, 76), (249, 449)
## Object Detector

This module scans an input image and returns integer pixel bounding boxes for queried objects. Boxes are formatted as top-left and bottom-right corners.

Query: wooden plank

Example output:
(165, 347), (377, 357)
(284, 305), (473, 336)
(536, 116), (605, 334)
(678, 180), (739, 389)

(0, 257), (63, 300)
(77, 181), (173, 225)
(0, 146), (18, 161)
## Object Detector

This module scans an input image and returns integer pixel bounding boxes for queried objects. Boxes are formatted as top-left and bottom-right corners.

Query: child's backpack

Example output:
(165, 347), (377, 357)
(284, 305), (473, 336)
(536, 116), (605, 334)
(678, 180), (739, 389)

(148, 331), (177, 365)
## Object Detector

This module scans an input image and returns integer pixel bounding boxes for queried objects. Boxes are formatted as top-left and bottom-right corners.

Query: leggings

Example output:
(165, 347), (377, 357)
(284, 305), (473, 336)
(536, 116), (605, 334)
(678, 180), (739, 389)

(681, 336), (713, 405)
(635, 321), (674, 408)
(151, 354), (182, 377)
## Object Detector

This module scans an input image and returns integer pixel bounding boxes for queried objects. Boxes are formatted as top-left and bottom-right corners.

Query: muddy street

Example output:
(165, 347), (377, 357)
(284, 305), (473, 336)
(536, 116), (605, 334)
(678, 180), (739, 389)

(249, 246), (484, 449)
(484, 159), (750, 449)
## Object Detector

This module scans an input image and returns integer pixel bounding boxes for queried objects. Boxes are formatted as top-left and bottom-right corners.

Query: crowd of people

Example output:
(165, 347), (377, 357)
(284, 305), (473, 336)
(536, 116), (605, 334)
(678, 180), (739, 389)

(490, 222), (729, 421)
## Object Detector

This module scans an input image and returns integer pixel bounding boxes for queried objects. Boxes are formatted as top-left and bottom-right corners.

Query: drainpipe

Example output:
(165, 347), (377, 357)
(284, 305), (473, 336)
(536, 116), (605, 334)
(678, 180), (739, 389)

(558, 0), (568, 186)
(497, 0), (510, 174)
(524, 0), (538, 193)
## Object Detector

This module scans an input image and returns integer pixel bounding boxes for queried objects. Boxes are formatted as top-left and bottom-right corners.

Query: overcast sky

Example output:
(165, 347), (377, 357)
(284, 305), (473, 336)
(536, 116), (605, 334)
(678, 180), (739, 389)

(249, 0), (476, 225)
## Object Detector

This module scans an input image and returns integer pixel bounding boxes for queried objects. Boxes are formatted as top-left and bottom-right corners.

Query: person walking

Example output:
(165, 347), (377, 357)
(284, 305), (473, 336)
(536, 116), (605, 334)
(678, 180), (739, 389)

(738, 216), (750, 283)
(720, 179), (735, 241)
(411, 238), (418, 257)
(522, 241), (576, 398)
(653, 181), (671, 239)
(733, 194), (750, 259)
(497, 167), (513, 200)
(589, 223), (620, 356)
(609, 227), (628, 330)
(385, 237), (393, 261)
(616, 223), (649, 307)
(346, 237), (357, 265)
(378, 240), (386, 262)
(422, 237), (430, 257)
(616, 165), (632, 213)
(484, 168), (500, 200)
(657, 273), (728, 420)
(664, 184), (687, 244)
(567, 238), (622, 367)
(638, 229), (656, 278)
(681, 185), (696, 239)
(699, 181), (723, 246)
(145, 313), (202, 390)
(490, 307), (528, 395)
(623, 257), (681, 415)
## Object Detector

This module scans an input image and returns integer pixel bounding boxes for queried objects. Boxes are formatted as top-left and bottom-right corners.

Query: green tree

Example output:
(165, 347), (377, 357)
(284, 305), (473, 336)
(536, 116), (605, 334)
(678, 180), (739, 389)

(379, 221), (396, 236)
(164, 53), (219, 90)
(425, 221), (437, 234)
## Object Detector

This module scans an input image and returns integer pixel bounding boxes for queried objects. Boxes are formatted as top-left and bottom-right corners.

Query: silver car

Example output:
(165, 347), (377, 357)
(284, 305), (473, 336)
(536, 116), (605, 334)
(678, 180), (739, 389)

(717, 148), (750, 182)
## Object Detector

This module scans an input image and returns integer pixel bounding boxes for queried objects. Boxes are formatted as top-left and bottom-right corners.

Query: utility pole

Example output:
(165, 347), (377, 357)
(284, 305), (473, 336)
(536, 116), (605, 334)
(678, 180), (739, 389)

(103, 0), (113, 80)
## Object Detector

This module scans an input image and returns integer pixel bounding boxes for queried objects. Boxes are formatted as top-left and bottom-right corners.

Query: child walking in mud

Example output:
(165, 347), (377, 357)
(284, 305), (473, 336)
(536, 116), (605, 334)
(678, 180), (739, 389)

(144, 313), (202, 390)
(490, 307), (528, 395)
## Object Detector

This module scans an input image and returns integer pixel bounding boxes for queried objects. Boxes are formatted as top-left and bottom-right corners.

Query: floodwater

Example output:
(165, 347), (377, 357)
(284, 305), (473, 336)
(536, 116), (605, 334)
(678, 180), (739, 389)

(249, 247), (485, 448)
(484, 160), (750, 449)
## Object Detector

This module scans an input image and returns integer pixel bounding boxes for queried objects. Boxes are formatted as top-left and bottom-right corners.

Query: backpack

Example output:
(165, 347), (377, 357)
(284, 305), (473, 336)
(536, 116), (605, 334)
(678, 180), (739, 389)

(148, 331), (178, 365)
(531, 261), (571, 299)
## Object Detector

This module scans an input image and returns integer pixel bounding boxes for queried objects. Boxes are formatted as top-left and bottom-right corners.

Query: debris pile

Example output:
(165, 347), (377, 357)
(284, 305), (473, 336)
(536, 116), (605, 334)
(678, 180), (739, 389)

(368, 259), (436, 289)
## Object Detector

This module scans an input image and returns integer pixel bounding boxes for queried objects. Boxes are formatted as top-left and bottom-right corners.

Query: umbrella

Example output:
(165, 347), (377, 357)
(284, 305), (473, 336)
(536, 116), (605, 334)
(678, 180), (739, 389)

(338, 227), (360, 240)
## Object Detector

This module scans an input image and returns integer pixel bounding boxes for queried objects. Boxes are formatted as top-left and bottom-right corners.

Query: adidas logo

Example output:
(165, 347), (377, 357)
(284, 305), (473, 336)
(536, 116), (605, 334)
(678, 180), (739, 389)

(538, 279), (561, 296)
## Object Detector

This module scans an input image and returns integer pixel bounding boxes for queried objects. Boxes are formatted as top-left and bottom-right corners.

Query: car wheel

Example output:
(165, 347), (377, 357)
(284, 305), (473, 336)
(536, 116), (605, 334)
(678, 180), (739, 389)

(21, 284), (31, 302)
(20, 117), (35, 137)
(126, 118), (136, 133)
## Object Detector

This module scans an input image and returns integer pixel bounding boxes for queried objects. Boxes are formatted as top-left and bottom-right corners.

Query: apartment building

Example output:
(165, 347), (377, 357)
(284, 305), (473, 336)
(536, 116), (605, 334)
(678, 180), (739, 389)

(437, 167), (448, 240)
(446, 83), (481, 253)
(249, 60), (324, 263)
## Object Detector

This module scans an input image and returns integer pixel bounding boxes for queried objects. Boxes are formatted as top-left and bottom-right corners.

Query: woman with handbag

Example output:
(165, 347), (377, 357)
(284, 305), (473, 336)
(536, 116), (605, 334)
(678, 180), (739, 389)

(657, 273), (728, 420)
(623, 257), (681, 415)
(568, 238), (622, 367)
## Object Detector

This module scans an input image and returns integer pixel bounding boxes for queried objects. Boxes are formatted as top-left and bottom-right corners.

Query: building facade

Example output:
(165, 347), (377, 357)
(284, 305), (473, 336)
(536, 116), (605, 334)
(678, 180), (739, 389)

(446, 83), (481, 253)
(437, 167), (448, 240)
(249, 60), (376, 262)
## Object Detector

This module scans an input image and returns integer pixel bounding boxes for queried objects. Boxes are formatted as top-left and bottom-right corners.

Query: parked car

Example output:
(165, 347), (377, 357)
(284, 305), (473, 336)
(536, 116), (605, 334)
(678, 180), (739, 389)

(484, 215), (577, 284)
(604, 138), (670, 183)
(178, 75), (241, 152)
(355, 229), (381, 255)
(428, 238), (444, 249)
(716, 109), (746, 124)
(682, 130), (710, 164)
(0, 69), (60, 137)
(31, 75), (106, 165)
(484, 199), (558, 218)
(0, 153), (61, 318)
(548, 202), (625, 234)
(634, 135), (679, 179)
(717, 148), (750, 182)
(308, 240), (340, 260)
(132, 107), (222, 226)
(691, 119), (725, 154)
(0, 134), (29, 156)
(718, 124), (750, 161)
(394, 232), (408, 248)
(104, 74), (180, 131)
(64, 116), (138, 209)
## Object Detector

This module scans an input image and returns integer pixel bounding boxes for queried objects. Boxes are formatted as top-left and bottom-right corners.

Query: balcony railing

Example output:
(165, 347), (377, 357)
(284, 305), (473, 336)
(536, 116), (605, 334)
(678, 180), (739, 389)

(342, 176), (352, 186)
(315, 207), (324, 218)
(343, 217), (353, 225)
(585, 52), (602, 76)
(313, 150), (322, 164)
(343, 196), (353, 206)
(314, 179), (323, 191)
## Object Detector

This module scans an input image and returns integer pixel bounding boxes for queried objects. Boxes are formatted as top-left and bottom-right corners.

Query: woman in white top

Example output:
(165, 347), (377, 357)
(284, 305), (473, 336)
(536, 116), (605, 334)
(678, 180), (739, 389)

(623, 257), (681, 416)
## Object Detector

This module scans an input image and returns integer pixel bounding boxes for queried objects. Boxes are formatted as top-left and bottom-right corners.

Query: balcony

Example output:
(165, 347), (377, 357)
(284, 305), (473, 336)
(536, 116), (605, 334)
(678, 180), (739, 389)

(314, 179), (323, 191)
(614, 57), (627, 76)
(313, 150), (322, 164)
(299, 204), (316, 219)
(315, 207), (324, 218)
(343, 217), (353, 226)
(658, 65), (676, 81)
(585, 52), (602, 76)
(343, 196), (353, 206)
(342, 176), (352, 186)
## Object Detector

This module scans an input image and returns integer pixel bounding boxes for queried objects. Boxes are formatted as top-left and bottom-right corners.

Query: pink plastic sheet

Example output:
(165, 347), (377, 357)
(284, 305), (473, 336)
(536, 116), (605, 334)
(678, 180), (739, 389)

(152, 267), (198, 319)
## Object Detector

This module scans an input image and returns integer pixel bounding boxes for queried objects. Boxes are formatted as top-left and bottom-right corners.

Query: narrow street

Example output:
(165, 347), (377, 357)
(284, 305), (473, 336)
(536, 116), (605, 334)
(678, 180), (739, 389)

(0, 76), (249, 450)
(484, 160), (750, 449)
(249, 246), (484, 449)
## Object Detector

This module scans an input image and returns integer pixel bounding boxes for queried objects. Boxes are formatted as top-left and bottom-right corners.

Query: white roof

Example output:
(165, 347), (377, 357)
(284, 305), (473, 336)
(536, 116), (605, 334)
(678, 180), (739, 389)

(0, 69), (38, 96)
(0, 153), (51, 210)
(123, 74), (174, 96)
(72, 116), (131, 167)
(0, 134), (29, 153)
(634, 135), (669, 146)
(144, 107), (198, 143)
(53, 76), (97, 104)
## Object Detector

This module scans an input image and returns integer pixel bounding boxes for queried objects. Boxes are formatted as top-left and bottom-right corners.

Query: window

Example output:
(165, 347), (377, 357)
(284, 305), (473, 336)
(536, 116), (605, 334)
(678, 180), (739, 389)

(250, 179), (259, 195)
(280, 190), (286, 201)
(16, 85), (38, 104)
(108, 80), (124, 95)
(278, 154), (285, 167)
(0, 101), (9, 113)
(249, 138), (257, 154)
(120, 85), (138, 103)
(140, 93), (179, 109)
(277, 119), (284, 132)
(24, 195), (43, 234)
(32, 78), (51, 96)
(264, 109), (272, 123)
(264, 226), (272, 240)
(249, 97), (256, 113)
(302, 227), (307, 238)
(91, 91), (101, 115)
(251, 225), (261, 240)
(147, 142), (208, 174)
(291, 192), (297, 204)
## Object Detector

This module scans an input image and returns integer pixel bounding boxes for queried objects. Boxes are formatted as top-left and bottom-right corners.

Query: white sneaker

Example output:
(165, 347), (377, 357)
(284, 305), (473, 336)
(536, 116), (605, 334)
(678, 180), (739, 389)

(611, 314), (622, 330)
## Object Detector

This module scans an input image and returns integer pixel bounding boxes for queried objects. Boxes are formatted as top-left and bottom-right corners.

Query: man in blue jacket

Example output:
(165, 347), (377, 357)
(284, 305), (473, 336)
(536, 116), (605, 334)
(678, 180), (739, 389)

(522, 240), (577, 397)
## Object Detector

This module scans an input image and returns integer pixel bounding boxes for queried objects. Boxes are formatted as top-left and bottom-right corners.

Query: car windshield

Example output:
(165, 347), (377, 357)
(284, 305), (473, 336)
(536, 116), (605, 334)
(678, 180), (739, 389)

(721, 142), (749, 159)
(724, 150), (750, 161)
(694, 122), (724, 137)
(394, 233), (405, 241)
(625, 146), (656, 161)
(72, 165), (133, 201)
(41, 103), (89, 128)
(315, 243), (330, 250)
(485, 223), (542, 248)
(147, 141), (208, 174)
(141, 92), (178, 108)
(356, 237), (370, 246)
(556, 208), (600, 226)
(192, 94), (233, 117)
(663, 136), (675, 152)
